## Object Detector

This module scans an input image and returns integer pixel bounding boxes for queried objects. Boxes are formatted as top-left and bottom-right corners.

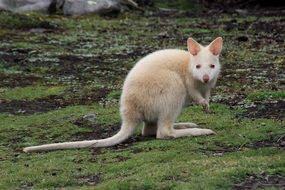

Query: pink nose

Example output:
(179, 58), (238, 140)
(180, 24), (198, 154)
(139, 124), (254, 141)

(203, 75), (210, 83)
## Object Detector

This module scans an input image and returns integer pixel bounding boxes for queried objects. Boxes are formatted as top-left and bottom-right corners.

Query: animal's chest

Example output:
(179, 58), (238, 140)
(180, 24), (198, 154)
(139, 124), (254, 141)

(199, 85), (210, 96)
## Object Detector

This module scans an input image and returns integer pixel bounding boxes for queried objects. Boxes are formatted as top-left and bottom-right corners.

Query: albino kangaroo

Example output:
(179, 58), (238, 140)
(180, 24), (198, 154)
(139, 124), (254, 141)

(23, 37), (223, 153)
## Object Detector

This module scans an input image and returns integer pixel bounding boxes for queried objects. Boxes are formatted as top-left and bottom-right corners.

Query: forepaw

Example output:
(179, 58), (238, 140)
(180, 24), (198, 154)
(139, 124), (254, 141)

(198, 99), (209, 113)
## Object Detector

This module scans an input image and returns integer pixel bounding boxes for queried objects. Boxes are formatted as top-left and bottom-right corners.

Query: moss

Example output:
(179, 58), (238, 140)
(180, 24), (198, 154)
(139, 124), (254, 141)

(246, 91), (285, 101)
(154, 0), (205, 11)
(0, 11), (57, 30)
(107, 90), (122, 100)
(1, 102), (284, 189)
(0, 85), (66, 100)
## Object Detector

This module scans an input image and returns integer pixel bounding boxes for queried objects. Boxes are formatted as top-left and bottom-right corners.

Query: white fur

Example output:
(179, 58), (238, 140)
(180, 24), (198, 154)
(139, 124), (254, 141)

(23, 37), (222, 153)
(190, 47), (221, 84)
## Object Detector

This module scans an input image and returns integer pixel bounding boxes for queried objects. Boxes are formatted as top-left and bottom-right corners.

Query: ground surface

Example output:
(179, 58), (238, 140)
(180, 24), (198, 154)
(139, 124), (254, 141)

(0, 2), (284, 190)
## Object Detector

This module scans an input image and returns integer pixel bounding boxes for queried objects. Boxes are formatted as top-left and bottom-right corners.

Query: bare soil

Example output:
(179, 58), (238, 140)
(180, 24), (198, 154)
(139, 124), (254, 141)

(78, 175), (101, 186)
(234, 173), (285, 190)
(0, 88), (109, 115)
(242, 100), (285, 120)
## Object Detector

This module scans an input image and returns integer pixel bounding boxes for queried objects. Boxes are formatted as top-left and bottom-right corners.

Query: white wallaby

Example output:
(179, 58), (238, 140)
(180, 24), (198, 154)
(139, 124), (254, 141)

(23, 37), (223, 153)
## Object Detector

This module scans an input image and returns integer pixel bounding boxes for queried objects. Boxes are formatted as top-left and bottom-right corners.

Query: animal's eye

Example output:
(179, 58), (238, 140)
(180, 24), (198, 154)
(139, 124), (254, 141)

(210, 64), (215, 68)
(196, 64), (201, 69)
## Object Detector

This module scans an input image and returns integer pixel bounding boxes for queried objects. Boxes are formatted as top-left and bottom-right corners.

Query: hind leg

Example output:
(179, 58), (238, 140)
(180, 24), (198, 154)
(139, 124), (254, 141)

(174, 122), (198, 129)
(156, 117), (176, 139)
(156, 117), (215, 139)
(142, 122), (157, 136)
(172, 128), (216, 138)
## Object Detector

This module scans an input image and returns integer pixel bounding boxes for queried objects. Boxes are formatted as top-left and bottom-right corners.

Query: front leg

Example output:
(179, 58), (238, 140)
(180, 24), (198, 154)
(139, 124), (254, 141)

(203, 90), (211, 113)
(201, 90), (211, 113)
(198, 99), (210, 113)
(189, 90), (209, 113)
(204, 90), (211, 102)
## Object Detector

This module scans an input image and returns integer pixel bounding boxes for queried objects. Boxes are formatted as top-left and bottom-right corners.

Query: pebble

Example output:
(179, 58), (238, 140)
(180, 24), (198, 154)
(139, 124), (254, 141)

(82, 113), (97, 122)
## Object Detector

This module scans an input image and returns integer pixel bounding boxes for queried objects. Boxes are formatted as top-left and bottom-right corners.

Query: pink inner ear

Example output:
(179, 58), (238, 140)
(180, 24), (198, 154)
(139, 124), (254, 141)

(210, 45), (220, 55)
(190, 46), (200, 56)
(209, 37), (223, 56)
(187, 38), (201, 56)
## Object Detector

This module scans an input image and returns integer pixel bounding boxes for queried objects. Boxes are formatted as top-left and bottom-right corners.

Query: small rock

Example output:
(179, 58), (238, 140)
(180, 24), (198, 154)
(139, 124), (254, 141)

(29, 28), (49, 33)
(158, 31), (169, 38)
(82, 113), (97, 122)
(213, 152), (224, 156)
(17, 109), (26, 114)
(0, 0), (54, 13)
(235, 9), (248, 16)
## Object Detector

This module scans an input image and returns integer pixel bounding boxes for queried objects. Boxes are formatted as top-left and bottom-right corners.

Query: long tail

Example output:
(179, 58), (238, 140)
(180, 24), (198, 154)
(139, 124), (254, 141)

(23, 122), (136, 153)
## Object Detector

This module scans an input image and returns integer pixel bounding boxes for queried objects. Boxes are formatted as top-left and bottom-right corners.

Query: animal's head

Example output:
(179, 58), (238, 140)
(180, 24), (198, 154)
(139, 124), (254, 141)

(187, 37), (223, 84)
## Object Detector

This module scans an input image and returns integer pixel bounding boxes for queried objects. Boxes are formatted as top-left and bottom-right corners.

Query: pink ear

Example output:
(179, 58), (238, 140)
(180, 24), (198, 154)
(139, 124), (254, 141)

(187, 38), (201, 56)
(209, 37), (223, 56)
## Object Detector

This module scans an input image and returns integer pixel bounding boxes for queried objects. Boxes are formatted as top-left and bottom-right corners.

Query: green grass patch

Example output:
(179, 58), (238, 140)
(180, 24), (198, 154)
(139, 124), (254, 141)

(1, 103), (284, 189)
(0, 11), (57, 30)
(107, 90), (122, 100)
(154, 0), (205, 11)
(0, 85), (66, 100)
(246, 90), (285, 101)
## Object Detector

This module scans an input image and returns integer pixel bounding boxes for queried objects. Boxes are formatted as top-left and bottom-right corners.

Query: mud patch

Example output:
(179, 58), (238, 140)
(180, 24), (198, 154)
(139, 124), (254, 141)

(246, 136), (285, 149)
(1, 50), (129, 87)
(213, 93), (246, 107)
(198, 146), (237, 156)
(0, 72), (42, 88)
(54, 55), (105, 77)
(163, 175), (189, 183)
(73, 121), (153, 152)
(234, 173), (285, 190)
(72, 123), (120, 140)
(113, 155), (129, 162)
(97, 155), (130, 164)
(130, 146), (153, 154)
(0, 97), (63, 115)
(78, 175), (100, 186)
(73, 122), (138, 150)
(0, 47), (139, 85)
(200, 136), (285, 156)
(16, 181), (33, 190)
(253, 19), (285, 34)
(0, 48), (28, 65)
(214, 94), (285, 120)
(43, 169), (62, 177)
(0, 88), (110, 115)
(110, 136), (153, 151)
(241, 100), (285, 120)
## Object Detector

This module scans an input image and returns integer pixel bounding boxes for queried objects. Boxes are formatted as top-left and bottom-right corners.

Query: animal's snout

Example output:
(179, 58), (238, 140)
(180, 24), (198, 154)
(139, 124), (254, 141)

(203, 75), (210, 83)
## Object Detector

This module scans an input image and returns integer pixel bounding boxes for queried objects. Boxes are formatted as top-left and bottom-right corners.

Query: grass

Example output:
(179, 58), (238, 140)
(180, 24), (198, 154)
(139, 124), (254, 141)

(0, 103), (284, 189)
(0, 85), (66, 100)
(0, 2), (284, 189)
(246, 91), (285, 101)
(154, 0), (205, 11)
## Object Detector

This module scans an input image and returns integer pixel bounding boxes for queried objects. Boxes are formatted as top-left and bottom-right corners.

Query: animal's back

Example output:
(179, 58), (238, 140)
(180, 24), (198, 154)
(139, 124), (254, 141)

(120, 49), (191, 122)
(131, 49), (190, 74)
